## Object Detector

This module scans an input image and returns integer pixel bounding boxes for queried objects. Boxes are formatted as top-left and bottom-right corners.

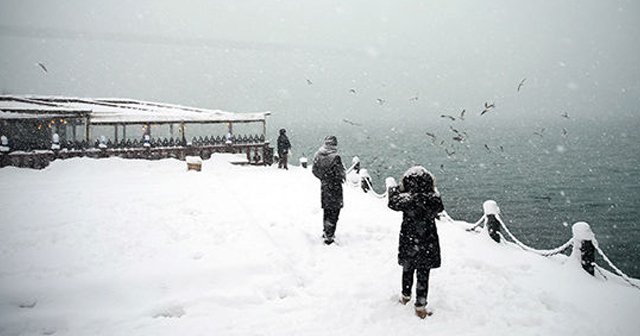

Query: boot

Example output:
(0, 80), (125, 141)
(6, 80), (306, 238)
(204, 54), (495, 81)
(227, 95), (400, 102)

(415, 306), (432, 319)
(399, 294), (411, 305)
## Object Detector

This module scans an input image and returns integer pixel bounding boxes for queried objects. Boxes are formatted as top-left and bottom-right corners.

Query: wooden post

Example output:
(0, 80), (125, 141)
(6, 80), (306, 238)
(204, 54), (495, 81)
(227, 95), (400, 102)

(180, 122), (186, 145)
(114, 124), (119, 143)
(262, 120), (266, 142)
(85, 116), (91, 142)
(122, 124), (127, 141)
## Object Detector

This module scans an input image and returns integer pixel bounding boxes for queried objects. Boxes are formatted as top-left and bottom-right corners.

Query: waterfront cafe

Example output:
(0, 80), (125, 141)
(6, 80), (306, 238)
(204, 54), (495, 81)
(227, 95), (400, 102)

(0, 95), (270, 153)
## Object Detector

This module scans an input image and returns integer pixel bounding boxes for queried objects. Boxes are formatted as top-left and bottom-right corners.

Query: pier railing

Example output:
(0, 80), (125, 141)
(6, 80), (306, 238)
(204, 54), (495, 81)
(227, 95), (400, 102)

(0, 133), (273, 169)
(343, 157), (640, 290)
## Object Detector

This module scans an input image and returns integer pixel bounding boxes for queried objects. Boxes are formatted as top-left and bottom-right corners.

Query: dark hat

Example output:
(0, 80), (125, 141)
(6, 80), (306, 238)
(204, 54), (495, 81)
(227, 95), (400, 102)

(323, 135), (338, 146)
(401, 166), (435, 193)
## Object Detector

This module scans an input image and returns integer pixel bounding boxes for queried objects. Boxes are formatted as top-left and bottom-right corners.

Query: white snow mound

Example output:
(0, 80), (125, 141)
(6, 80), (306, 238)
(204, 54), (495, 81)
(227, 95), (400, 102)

(0, 155), (638, 336)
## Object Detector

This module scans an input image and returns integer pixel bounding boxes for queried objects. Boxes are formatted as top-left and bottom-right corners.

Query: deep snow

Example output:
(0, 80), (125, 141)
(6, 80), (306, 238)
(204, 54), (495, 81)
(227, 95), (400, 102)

(0, 155), (639, 336)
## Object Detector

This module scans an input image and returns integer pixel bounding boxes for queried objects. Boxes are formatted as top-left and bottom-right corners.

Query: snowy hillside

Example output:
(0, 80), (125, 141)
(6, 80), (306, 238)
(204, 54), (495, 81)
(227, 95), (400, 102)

(0, 156), (639, 336)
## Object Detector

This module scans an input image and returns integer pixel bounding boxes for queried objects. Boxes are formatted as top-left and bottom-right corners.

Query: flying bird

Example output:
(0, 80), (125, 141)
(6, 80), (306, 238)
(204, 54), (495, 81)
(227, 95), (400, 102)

(561, 128), (568, 137)
(349, 88), (357, 94)
(452, 135), (465, 143)
(409, 95), (419, 102)
(499, 145), (505, 152)
(480, 102), (495, 116)
(425, 132), (437, 141)
(517, 78), (526, 92)
(561, 112), (570, 119)
(36, 62), (48, 73)
(533, 128), (546, 138)
(484, 144), (491, 152)
(342, 119), (362, 126)
(306, 78), (313, 85)
(440, 114), (456, 121)
(459, 109), (466, 120)
(445, 148), (456, 157)
(376, 98), (386, 105)
(533, 196), (552, 204)
(439, 164), (445, 172)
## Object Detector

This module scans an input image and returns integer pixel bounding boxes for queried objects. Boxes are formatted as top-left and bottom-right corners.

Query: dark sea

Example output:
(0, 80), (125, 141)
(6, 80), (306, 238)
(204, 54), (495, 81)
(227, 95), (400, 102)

(286, 117), (640, 278)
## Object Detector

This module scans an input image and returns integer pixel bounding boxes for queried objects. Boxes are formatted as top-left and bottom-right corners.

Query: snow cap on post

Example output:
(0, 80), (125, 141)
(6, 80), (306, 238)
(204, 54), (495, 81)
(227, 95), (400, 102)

(385, 176), (397, 189)
(572, 222), (595, 241)
(483, 200), (500, 215)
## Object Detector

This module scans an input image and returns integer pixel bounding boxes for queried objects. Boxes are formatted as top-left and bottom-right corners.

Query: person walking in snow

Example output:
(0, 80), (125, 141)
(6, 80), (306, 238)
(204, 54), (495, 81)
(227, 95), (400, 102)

(312, 135), (346, 245)
(277, 128), (292, 169)
(386, 166), (444, 319)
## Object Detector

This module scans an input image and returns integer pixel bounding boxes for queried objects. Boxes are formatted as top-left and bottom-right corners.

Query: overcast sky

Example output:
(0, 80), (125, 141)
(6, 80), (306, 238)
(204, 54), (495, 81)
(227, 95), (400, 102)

(1, 0), (639, 128)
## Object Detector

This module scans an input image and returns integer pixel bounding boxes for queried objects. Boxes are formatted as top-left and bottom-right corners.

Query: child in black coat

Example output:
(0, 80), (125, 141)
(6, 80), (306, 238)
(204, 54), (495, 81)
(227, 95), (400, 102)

(387, 166), (444, 319)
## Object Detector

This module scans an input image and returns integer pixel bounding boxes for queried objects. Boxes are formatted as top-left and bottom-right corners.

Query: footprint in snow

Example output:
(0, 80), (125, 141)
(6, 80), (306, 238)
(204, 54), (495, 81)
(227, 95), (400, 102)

(151, 304), (186, 318)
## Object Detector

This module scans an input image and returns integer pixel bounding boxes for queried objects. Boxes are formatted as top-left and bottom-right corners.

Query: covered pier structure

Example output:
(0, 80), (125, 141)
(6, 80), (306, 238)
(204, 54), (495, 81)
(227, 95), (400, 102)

(0, 95), (272, 168)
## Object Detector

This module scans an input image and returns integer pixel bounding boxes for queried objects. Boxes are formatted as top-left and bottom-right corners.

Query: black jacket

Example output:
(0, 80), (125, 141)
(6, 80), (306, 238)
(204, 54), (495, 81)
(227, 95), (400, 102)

(277, 134), (291, 156)
(388, 187), (444, 269)
(312, 145), (345, 209)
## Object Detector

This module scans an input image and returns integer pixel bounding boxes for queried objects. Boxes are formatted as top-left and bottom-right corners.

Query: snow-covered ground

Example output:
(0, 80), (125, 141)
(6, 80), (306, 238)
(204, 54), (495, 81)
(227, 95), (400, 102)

(0, 155), (639, 336)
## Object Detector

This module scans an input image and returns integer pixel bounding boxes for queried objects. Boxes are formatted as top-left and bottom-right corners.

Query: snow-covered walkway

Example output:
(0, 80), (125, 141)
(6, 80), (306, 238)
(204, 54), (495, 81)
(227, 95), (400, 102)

(1, 156), (638, 336)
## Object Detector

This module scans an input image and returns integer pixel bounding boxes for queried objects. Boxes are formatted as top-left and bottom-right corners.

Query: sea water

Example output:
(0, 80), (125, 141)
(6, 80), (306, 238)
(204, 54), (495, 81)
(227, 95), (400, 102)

(288, 117), (640, 278)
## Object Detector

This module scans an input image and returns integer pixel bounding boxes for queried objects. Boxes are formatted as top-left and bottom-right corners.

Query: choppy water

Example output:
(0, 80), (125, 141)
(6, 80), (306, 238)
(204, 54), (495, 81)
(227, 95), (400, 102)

(286, 117), (640, 278)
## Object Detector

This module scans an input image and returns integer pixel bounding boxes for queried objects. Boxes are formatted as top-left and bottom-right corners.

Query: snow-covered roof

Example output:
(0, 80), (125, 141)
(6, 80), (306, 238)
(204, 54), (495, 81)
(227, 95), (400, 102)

(0, 96), (90, 119)
(0, 95), (270, 124)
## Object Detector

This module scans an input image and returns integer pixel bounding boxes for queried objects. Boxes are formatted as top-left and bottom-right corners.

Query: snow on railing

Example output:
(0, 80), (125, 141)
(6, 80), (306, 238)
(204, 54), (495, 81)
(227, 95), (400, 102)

(344, 157), (639, 289)
(466, 200), (640, 290)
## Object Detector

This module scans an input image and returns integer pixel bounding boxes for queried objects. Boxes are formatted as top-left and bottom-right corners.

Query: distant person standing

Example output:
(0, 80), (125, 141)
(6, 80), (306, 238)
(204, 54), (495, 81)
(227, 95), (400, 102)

(387, 166), (444, 319)
(312, 135), (346, 245)
(277, 128), (291, 169)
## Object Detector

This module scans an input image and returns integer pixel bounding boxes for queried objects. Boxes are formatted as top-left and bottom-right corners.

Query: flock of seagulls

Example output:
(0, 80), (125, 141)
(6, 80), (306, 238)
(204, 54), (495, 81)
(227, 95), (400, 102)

(320, 75), (575, 164)
(419, 78), (575, 163)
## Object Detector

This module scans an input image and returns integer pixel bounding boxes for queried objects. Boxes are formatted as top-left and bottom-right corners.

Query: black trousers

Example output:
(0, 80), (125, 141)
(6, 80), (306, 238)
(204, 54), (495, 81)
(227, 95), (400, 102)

(402, 266), (431, 307)
(323, 208), (341, 239)
(278, 151), (288, 169)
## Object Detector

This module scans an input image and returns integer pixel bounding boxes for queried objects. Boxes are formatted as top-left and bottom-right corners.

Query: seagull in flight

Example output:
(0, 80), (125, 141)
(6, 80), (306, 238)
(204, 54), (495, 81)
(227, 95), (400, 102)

(349, 88), (357, 94)
(459, 109), (466, 120)
(440, 114), (456, 121)
(533, 128), (546, 138)
(37, 62), (48, 73)
(480, 102), (495, 116)
(342, 119), (362, 126)
(376, 98), (386, 105)
(517, 78), (526, 92)
(425, 132), (437, 141)
(409, 95), (419, 102)
(306, 78), (313, 85)
(561, 112), (570, 119)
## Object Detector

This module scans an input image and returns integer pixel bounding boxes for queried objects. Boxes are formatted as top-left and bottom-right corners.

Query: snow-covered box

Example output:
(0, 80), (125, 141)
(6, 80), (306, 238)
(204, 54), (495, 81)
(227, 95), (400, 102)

(186, 156), (203, 171)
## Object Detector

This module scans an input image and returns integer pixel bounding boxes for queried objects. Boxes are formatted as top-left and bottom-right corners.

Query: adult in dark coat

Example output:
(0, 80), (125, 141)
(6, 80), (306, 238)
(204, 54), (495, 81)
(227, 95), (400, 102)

(312, 135), (346, 244)
(277, 128), (291, 169)
(387, 166), (444, 318)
